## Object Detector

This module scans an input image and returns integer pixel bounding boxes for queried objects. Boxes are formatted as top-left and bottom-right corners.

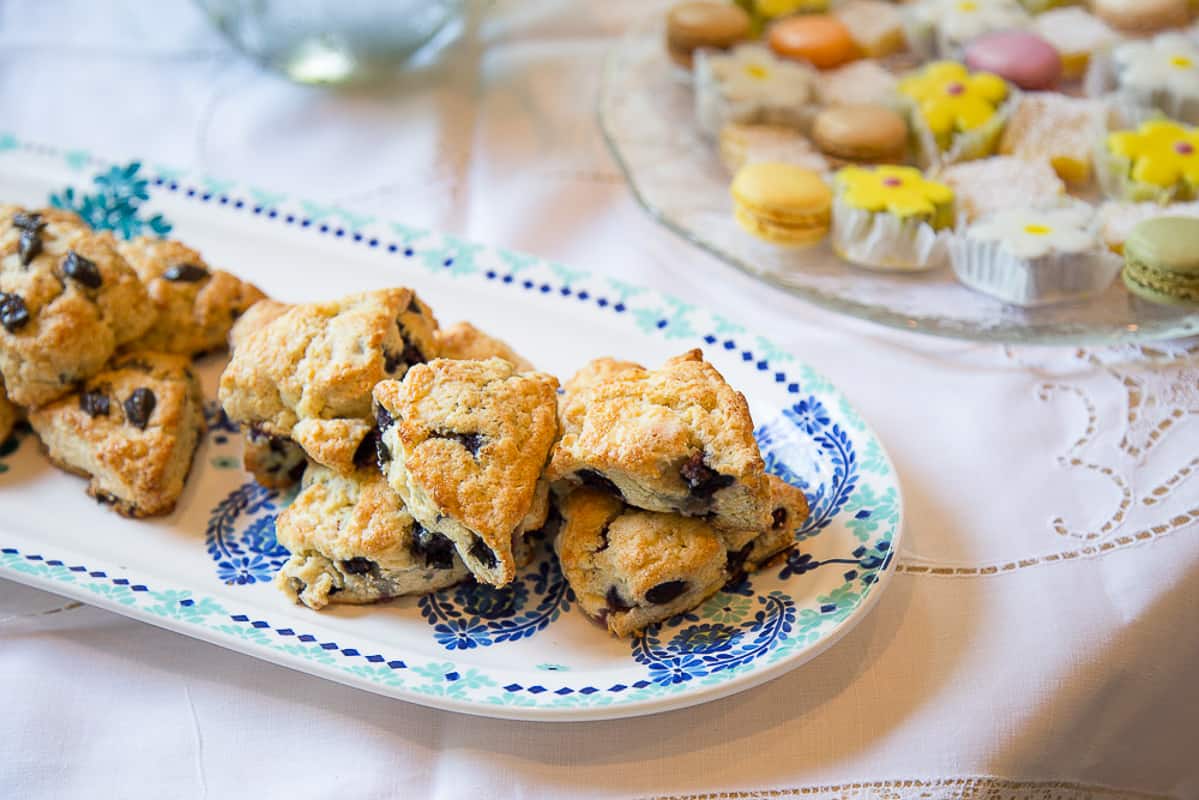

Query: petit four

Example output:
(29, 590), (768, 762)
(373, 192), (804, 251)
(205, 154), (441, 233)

(999, 92), (1104, 185)
(899, 60), (1012, 166)
(832, 165), (955, 271)
(1111, 33), (1199, 125)
(937, 156), (1066, 221)
(1102, 119), (1199, 203)
(695, 43), (816, 138)
(950, 202), (1121, 306)
(964, 30), (1062, 91)
(719, 122), (830, 174)
(1091, 0), (1190, 35)
(1032, 7), (1118, 81)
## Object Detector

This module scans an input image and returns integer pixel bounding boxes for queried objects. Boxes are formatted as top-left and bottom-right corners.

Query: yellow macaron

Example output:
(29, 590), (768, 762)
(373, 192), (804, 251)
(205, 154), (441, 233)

(730, 162), (833, 245)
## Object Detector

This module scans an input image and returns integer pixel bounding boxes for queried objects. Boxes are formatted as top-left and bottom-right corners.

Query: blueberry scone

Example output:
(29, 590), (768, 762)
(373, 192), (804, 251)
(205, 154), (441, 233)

(119, 236), (266, 357)
(434, 321), (535, 371)
(275, 465), (472, 610)
(0, 377), (19, 443)
(547, 349), (772, 531)
(0, 207), (153, 408)
(29, 351), (205, 517)
(720, 475), (809, 586)
(373, 357), (559, 586)
(555, 488), (730, 637)
(225, 299), (307, 488)
(218, 288), (438, 474)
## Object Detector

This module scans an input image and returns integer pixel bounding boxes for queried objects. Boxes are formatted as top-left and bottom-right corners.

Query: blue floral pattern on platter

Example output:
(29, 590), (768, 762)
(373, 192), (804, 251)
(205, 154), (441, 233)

(0, 141), (904, 718)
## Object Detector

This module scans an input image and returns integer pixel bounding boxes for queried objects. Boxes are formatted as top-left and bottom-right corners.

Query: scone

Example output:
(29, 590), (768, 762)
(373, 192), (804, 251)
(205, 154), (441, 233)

(719, 475), (809, 585)
(0, 207), (153, 408)
(373, 357), (559, 587)
(119, 236), (266, 357)
(0, 377), (19, 443)
(243, 425), (308, 489)
(434, 321), (535, 371)
(555, 488), (731, 638)
(29, 351), (205, 517)
(547, 350), (772, 532)
(227, 299), (291, 352)
(275, 465), (472, 610)
(218, 288), (438, 474)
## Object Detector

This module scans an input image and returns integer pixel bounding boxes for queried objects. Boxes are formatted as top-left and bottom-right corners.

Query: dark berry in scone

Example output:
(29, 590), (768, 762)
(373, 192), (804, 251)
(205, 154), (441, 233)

(28, 351), (205, 517)
(373, 357), (558, 587)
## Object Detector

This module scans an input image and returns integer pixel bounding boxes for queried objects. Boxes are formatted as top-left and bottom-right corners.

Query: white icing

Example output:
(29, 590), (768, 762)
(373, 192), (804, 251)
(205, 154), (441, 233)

(911, 0), (1030, 49)
(708, 44), (813, 109)
(1113, 33), (1199, 102)
(967, 203), (1097, 259)
(1032, 7), (1118, 57)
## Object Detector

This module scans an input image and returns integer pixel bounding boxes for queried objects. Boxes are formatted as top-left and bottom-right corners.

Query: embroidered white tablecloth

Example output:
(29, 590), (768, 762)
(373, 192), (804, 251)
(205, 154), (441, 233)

(1, 2), (1196, 798)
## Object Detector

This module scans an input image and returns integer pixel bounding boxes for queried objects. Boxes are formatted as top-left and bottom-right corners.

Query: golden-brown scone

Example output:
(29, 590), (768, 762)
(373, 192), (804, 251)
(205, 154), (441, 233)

(119, 236), (266, 357)
(228, 299), (291, 353)
(554, 488), (728, 637)
(275, 465), (472, 610)
(218, 288), (438, 474)
(373, 357), (559, 587)
(434, 321), (535, 371)
(547, 349), (772, 532)
(0, 206), (153, 408)
(28, 351), (204, 517)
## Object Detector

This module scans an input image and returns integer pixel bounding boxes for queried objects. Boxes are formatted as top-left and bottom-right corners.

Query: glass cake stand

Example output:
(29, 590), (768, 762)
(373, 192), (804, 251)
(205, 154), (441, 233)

(597, 16), (1199, 345)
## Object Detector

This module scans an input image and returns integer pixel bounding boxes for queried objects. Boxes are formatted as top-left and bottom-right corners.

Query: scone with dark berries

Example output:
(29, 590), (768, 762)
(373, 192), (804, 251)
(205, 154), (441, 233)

(555, 489), (730, 637)
(547, 349), (772, 531)
(434, 321), (535, 371)
(275, 465), (472, 610)
(719, 475), (808, 586)
(218, 288), (438, 475)
(0, 206), (153, 408)
(225, 299), (306, 488)
(29, 351), (204, 517)
(373, 357), (559, 586)
(119, 236), (265, 357)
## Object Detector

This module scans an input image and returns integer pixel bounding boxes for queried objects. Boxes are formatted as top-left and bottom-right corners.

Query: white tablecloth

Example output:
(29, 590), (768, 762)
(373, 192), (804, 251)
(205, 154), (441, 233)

(2, 2), (1197, 798)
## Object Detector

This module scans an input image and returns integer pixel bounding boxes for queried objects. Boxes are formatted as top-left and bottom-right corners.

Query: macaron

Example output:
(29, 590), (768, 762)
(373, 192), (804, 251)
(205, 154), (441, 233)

(1092, 0), (1190, 34)
(768, 15), (859, 70)
(1122, 216), (1199, 306)
(730, 162), (833, 245)
(964, 30), (1063, 91)
(665, 1), (752, 69)
(811, 104), (908, 165)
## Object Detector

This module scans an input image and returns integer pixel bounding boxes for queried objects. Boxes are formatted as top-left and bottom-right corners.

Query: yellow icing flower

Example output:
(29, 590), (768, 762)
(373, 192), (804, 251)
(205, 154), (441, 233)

(1107, 120), (1199, 192)
(835, 165), (955, 227)
(899, 61), (1009, 150)
(753, 0), (829, 18)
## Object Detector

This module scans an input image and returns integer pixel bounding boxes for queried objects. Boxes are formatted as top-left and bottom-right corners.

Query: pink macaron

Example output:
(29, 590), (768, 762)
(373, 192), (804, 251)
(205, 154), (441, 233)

(964, 30), (1063, 91)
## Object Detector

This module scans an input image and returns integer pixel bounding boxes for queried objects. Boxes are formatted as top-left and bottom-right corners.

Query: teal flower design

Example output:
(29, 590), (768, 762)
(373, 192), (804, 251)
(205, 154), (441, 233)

(698, 593), (752, 624)
(50, 162), (171, 239)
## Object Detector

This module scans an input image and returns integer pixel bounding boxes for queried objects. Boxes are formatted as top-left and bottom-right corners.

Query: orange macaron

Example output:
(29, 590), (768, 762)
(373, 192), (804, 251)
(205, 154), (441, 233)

(768, 15), (859, 70)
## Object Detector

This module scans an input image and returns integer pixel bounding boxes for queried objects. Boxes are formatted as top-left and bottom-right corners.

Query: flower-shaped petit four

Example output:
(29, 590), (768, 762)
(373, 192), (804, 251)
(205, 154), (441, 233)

(905, 0), (1031, 59)
(950, 203), (1121, 306)
(695, 44), (816, 138)
(1103, 119), (1199, 203)
(1112, 33), (1199, 125)
(832, 165), (956, 270)
(899, 61), (1011, 164)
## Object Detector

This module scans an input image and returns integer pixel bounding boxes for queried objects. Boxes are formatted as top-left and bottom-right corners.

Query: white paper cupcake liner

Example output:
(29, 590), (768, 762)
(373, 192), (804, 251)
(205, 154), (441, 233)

(949, 236), (1122, 307)
(832, 198), (951, 272)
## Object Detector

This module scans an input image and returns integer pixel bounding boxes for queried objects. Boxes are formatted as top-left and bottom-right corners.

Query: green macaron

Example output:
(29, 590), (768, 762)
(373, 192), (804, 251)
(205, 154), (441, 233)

(1122, 217), (1199, 307)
